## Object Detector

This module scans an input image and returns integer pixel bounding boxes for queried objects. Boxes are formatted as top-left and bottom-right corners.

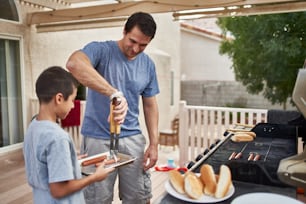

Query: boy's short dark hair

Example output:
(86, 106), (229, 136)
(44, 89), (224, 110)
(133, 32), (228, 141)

(124, 12), (156, 39)
(36, 66), (79, 103)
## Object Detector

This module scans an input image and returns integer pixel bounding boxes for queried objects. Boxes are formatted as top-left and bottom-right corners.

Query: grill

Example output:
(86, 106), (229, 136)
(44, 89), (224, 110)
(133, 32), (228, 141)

(187, 123), (298, 187)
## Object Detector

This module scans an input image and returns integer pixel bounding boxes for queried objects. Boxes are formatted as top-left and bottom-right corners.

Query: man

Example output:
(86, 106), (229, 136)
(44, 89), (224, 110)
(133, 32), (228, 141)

(66, 12), (159, 204)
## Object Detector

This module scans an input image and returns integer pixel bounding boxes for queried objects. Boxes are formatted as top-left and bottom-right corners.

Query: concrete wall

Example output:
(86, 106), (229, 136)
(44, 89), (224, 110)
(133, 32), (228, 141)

(180, 80), (296, 110)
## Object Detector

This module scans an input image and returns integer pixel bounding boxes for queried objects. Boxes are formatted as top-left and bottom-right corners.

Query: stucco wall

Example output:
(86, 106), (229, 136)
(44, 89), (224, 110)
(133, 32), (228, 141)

(180, 27), (235, 81)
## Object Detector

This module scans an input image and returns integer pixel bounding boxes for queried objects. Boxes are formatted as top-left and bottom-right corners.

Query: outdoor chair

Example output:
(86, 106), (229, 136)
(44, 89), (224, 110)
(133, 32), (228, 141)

(159, 117), (179, 150)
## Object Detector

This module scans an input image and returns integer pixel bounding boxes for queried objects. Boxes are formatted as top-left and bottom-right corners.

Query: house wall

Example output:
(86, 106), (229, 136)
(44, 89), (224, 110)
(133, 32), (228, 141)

(0, 1), (181, 148)
(180, 27), (235, 81)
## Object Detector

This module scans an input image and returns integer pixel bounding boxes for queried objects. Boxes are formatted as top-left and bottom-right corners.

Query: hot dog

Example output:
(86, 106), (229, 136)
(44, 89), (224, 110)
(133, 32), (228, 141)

(81, 155), (107, 166)
(95, 157), (121, 167)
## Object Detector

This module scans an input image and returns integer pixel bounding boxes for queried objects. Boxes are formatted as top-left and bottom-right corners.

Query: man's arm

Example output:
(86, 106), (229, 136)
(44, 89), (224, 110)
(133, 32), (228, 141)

(66, 50), (116, 97)
(142, 96), (159, 171)
(66, 50), (127, 123)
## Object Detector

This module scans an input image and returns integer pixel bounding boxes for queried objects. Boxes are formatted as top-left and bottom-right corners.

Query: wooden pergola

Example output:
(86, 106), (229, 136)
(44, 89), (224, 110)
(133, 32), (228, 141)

(23, 0), (306, 32)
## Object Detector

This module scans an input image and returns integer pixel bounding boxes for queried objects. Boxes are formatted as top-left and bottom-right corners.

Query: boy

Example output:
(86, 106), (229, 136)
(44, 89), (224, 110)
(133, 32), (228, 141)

(23, 66), (114, 204)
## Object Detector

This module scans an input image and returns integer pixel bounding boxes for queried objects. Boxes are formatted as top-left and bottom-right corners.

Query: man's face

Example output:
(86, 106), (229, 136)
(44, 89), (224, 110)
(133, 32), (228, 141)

(122, 26), (152, 60)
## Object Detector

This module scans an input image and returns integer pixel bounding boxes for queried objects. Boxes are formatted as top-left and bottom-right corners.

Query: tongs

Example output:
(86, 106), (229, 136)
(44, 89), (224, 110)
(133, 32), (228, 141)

(109, 97), (121, 162)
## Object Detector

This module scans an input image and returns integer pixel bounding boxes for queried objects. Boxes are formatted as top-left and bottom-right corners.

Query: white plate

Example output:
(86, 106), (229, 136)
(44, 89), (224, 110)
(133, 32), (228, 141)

(231, 192), (303, 204)
(165, 180), (235, 203)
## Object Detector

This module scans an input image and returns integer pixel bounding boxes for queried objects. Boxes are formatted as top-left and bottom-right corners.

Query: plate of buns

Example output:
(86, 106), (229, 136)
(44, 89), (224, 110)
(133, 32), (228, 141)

(166, 164), (234, 203)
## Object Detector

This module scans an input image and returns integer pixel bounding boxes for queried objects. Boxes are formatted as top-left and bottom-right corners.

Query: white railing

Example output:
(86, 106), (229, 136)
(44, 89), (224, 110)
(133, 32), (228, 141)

(30, 99), (268, 163)
(178, 101), (268, 167)
(30, 99), (85, 152)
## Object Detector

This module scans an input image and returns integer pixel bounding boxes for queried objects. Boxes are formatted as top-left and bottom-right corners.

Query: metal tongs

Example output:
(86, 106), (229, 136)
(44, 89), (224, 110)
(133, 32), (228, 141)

(109, 97), (121, 162)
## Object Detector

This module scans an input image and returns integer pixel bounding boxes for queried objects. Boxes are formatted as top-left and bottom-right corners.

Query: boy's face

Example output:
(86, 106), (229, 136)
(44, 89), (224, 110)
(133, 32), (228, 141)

(58, 87), (78, 120)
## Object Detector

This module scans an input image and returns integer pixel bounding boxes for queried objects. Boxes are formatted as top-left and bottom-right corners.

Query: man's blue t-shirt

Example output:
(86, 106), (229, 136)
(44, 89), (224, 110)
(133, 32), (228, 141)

(23, 119), (85, 204)
(80, 41), (160, 139)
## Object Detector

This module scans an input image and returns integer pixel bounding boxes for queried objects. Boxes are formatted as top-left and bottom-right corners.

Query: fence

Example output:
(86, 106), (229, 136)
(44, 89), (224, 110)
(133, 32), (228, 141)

(178, 101), (268, 167)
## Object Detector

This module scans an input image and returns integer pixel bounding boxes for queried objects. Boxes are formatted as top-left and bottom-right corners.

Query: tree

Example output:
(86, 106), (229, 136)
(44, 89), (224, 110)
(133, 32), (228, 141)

(217, 12), (306, 109)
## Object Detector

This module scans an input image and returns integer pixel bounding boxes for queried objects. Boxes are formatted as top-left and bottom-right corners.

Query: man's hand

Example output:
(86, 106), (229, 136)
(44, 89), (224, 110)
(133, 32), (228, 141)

(143, 145), (158, 171)
(108, 96), (128, 124)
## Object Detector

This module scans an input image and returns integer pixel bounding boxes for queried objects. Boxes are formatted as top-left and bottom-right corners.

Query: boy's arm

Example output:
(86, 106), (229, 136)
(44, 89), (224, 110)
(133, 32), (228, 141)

(49, 162), (114, 199)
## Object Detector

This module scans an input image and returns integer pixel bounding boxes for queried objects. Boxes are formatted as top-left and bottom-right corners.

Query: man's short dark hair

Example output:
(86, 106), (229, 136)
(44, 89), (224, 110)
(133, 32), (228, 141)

(36, 66), (79, 103)
(124, 12), (156, 39)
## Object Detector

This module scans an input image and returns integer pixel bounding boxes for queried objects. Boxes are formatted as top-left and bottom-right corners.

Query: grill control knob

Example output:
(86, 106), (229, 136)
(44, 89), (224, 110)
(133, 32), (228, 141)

(195, 154), (203, 161)
(187, 161), (195, 169)
(203, 148), (209, 155)
(209, 143), (216, 149)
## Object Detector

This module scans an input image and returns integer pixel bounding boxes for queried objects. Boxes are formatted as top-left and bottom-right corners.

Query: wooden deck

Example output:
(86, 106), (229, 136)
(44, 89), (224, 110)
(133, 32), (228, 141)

(0, 147), (176, 204)
(2, 147), (306, 204)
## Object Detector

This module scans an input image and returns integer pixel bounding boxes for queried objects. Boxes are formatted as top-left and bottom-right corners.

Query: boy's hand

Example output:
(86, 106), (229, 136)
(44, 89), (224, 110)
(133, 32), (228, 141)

(77, 153), (88, 160)
(94, 161), (115, 181)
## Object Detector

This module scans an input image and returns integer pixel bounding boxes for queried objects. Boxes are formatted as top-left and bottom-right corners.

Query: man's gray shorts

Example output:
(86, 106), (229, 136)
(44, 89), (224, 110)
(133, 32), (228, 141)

(81, 134), (152, 204)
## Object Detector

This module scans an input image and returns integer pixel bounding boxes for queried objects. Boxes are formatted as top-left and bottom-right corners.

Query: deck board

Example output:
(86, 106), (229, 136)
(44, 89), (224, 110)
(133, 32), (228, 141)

(0, 148), (172, 204)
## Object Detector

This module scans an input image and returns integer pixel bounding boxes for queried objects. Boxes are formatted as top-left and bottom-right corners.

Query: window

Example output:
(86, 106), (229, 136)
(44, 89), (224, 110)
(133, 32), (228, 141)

(0, 38), (23, 147)
(0, 0), (19, 21)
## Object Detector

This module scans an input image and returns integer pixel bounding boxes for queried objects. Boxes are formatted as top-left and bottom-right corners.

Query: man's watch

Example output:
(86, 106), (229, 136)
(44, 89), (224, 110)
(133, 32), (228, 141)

(109, 91), (123, 101)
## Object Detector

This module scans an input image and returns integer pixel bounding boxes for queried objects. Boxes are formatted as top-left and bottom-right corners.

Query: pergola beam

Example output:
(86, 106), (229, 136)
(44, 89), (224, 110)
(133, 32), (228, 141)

(21, 0), (70, 10)
(35, 16), (127, 32)
(27, 0), (305, 25)
(173, 1), (306, 20)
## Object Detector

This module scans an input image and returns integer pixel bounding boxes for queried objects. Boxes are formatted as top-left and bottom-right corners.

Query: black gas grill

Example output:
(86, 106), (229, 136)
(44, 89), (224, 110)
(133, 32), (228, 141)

(187, 123), (299, 187)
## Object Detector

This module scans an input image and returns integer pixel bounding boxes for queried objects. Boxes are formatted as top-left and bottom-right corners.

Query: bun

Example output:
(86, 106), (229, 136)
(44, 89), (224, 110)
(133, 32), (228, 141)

(244, 131), (256, 138)
(168, 164), (233, 200)
(200, 164), (217, 196)
(169, 170), (185, 194)
(215, 165), (232, 198)
(184, 172), (204, 199)
(231, 133), (254, 142)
